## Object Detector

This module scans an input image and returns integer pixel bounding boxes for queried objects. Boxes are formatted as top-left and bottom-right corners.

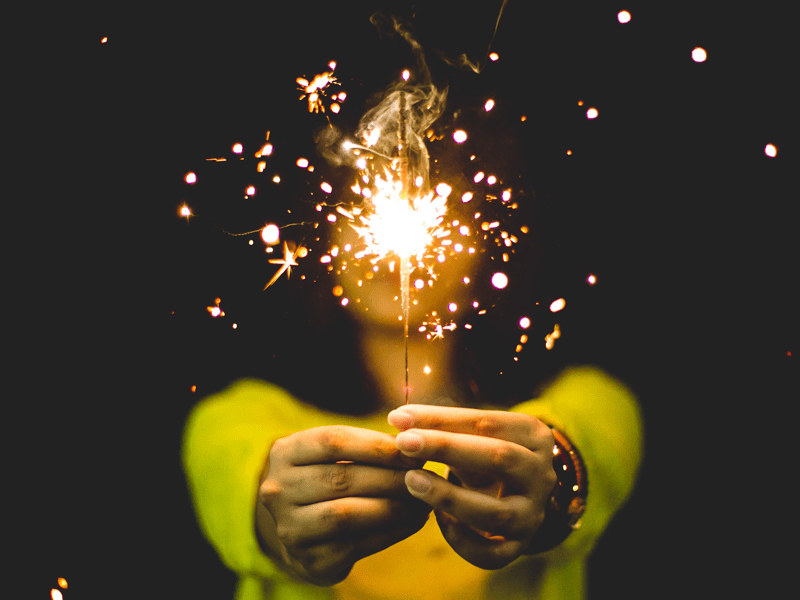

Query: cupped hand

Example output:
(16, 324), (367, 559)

(258, 425), (431, 585)
(388, 405), (556, 570)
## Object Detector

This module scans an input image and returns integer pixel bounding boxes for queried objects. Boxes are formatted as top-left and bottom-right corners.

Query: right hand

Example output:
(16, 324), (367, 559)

(257, 425), (432, 586)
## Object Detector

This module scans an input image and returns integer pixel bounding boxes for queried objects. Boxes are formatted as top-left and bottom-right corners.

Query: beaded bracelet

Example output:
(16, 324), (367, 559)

(523, 426), (588, 555)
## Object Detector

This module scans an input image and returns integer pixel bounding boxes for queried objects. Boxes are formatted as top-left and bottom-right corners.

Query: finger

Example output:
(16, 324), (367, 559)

(273, 426), (424, 469)
(281, 463), (414, 504)
(396, 429), (540, 492)
(435, 510), (528, 570)
(403, 469), (538, 540)
(283, 497), (431, 546)
(389, 405), (551, 451)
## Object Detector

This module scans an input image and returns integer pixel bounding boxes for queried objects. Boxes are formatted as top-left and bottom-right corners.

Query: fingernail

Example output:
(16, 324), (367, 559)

(396, 431), (423, 453)
(388, 408), (413, 430)
(406, 470), (431, 494)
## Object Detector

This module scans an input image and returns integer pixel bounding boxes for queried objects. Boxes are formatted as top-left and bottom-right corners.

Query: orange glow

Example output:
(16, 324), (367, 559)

(618, 11), (631, 24)
(489, 52), (499, 61)
(402, 69), (410, 81)
(272, 175), (281, 183)
(484, 99), (495, 111)
(566, 150), (573, 155)
(257, 161), (266, 172)
(296, 158), (309, 168)
(190, 385), (197, 393)
(550, 298), (566, 312)
(261, 224), (280, 244)
(692, 47), (707, 62)
(179, 205), (191, 217)
(491, 272), (508, 289)
(51, 590), (63, 600)
(184, 172), (197, 184)
(232, 143), (243, 154)
(58, 578), (68, 589)
(453, 130), (467, 143)
(321, 182), (333, 193)
(519, 317), (531, 329)
(448, 303), (457, 312)
(587, 274), (597, 284)
(577, 100), (584, 106)
(586, 108), (599, 119)
(331, 103), (340, 113)
(474, 172), (485, 183)
(764, 144), (778, 157)
(101, 37), (108, 43)
(332, 285), (344, 297)
(520, 115), (527, 121)
(245, 185), (256, 196)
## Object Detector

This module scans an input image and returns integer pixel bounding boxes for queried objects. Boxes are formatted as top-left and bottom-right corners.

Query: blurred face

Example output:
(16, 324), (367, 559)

(335, 224), (478, 329)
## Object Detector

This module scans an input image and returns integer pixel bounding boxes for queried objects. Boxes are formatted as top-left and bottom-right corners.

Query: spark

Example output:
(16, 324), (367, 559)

(550, 298), (566, 312)
(51, 590), (63, 600)
(207, 298), (224, 317)
(296, 158), (309, 168)
(232, 143), (243, 154)
(484, 99), (495, 111)
(586, 107), (599, 119)
(264, 242), (304, 290)
(491, 272), (508, 289)
(545, 324), (561, 350)
(261, 224), (280, 244)
(519, 317), (531, 329)
(587, 274), (597, 284)
(618, 11), (631, 24)
(489, 52), (499, 61)
(764, 144), (778, 157)
(692, 47), (707, 63)
(185, 172), (197, 184)
(297, 66), (339, 113)
(453, 130), (468, 143)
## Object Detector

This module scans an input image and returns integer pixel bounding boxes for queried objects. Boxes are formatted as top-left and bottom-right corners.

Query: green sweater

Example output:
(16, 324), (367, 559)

(182, 366), (643, 600)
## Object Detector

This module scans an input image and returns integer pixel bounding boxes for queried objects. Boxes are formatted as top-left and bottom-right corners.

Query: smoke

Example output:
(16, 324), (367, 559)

(315, 12), (448, 194)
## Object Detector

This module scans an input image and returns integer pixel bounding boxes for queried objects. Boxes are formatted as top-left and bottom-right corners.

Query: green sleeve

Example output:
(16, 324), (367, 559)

(181, 379), (338, 583)
(509, 366), (644, 560)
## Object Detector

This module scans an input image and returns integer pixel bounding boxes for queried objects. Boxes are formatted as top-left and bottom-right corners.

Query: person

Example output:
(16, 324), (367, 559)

(181, 218), (643, 599)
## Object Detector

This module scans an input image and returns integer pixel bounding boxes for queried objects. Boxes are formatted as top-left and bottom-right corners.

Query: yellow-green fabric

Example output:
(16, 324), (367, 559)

(182, 366), (643, 600)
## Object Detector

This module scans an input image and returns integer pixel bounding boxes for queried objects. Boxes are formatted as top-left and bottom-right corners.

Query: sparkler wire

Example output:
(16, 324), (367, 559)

(398, 91), (411, 405)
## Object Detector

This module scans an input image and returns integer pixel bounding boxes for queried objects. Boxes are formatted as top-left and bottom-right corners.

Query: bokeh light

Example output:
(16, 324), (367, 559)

(550, 298), (566, 312)
(261, 224), (280, 244)
(453, 130), (467, 143)
(232, 143), (243, 154)
(185, 172), (197, 184)
(491, 272), (508, 289)
(692, 47), (707, 62)
(764, 144), (778, 157)
(586, 108), (599, 119)
(618, 11), (631, 24)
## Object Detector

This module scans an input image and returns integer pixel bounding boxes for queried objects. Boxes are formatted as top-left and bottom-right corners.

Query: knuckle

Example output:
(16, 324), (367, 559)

(489, 444), (515, 471)
(474, 414), (500, 438)
(258, 479), (282, 504)
(319, 426), (348, 458)
(488, 503), (517, 535)
(322, 502), (353, 532)
(325, 463), (353, 493)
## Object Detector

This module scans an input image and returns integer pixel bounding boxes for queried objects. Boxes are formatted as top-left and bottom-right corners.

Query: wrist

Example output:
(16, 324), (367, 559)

(523, 426), (587, 555)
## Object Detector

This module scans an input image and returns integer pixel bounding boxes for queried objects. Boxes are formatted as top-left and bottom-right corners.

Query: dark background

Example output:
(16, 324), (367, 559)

(13, 1), (795, 598)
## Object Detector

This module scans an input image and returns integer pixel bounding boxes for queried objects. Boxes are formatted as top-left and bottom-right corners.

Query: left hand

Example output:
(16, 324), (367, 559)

(388, 404), (557, 569)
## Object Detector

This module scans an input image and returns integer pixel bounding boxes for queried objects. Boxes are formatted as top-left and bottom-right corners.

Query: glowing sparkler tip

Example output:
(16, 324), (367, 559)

(57, 578), (68, 589)
(232, 143), (243, 154)
(402, 69), (410, 81)
(179, 205), (191, 217)
(618, 10), (631, 24)
(484, 99), (495, 111)
(184, 172), (197, 184)
(489, 52), (499, 61)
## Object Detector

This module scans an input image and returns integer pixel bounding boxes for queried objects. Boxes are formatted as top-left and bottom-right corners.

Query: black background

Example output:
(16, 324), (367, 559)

(12, 1), (795, 598)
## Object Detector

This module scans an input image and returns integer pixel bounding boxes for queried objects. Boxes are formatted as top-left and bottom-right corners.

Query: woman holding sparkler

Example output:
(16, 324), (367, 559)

(182, 240), (642, 600)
